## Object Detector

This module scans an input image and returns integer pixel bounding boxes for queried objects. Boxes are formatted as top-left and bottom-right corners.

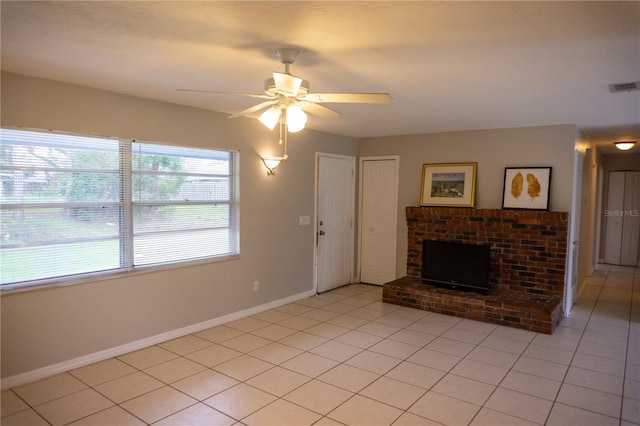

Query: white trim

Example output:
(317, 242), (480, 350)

(357, 156), (400, 285)
(594, 164), (604, 271)
(564, 149), (584, 316)
(0, 288), (316, 390)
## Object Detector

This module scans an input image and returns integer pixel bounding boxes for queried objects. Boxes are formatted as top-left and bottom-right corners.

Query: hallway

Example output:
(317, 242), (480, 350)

(556, 264), (638, 425)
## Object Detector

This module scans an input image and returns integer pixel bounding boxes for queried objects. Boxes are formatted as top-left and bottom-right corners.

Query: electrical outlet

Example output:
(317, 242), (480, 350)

(253, 281), (259, 291)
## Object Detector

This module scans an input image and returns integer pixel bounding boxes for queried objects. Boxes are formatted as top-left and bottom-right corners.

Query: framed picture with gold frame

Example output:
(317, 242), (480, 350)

(502, 166), (552, 210)
(420, 162), (477, 207)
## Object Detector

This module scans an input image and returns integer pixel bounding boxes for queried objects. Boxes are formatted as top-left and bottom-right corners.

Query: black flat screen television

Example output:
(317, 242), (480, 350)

(421, 240), (491, 293)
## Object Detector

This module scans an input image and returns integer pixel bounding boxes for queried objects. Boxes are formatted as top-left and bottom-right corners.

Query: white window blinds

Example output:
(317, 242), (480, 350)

(0, 129), (239, 290)
(131, 141), (238, 266)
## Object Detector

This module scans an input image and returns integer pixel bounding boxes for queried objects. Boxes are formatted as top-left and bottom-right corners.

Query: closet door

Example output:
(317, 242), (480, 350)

(359, 158), (398, 285)
(604, 171), (640, 266)
(620, 172), (640, 266)
(604, 172), (625, 265)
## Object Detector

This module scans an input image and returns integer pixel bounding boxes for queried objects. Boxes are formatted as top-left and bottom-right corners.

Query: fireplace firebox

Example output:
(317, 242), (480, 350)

(421, 240), (491, 294)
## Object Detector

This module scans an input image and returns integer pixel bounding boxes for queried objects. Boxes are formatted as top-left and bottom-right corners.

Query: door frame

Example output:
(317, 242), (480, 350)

(594, 164), (604, 266)
(314, 152), (356, 293)
(564, 149), (584, 315)
(357, 156), (400, 284)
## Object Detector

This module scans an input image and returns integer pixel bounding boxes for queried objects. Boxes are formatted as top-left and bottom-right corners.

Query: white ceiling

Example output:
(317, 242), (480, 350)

(1, 1), (639, 154)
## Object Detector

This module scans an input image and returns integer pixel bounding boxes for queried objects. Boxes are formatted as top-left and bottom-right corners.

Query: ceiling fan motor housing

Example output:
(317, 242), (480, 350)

(265, 77), (310, 98)
(276, 48), (299, 64)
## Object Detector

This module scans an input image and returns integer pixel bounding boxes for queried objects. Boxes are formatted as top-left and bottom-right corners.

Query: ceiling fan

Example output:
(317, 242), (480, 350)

(178, 48), (393, 135)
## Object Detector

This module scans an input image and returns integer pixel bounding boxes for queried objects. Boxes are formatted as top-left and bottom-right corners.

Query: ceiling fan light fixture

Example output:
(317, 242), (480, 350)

(182, 48), (391, 159)
(286, 105), (307, 133)
(258, 107), (281, 130)
(614, 141), (637, 151)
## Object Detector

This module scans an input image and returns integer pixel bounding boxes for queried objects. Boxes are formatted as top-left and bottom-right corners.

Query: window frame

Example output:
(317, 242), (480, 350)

(0, 128), (240, 292)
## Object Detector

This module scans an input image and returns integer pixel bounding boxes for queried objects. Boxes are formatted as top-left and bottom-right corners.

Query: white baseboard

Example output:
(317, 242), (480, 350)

(1, 289), (316, 390)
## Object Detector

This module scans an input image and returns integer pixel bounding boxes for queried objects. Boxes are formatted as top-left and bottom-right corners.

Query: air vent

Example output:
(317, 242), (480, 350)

(609, 81), (640, 93)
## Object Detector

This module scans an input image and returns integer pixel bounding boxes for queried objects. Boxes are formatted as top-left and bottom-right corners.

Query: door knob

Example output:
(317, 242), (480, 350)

(319, 230), (326, 236)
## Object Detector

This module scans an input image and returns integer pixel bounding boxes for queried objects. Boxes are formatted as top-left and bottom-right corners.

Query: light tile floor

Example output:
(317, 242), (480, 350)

(1, 264), (638, 426)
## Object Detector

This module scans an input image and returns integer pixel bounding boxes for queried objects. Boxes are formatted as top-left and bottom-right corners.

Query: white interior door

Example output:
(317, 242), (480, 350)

(621, 171), (640, 266)
(359, 157), (398, 285)
(316, 155), (355, 293)
(605, 171), (626, 265)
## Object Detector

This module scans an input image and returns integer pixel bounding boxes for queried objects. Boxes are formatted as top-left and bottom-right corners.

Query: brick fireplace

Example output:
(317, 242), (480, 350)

(382, 207), (568, 334)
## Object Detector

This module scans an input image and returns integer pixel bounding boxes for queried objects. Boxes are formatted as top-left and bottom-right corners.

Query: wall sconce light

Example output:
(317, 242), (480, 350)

(614, 141), (637, 151)
(261, 155), (287, 175)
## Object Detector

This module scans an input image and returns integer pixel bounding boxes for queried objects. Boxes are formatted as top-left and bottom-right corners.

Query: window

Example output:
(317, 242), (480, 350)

(0, 129), (239, 290)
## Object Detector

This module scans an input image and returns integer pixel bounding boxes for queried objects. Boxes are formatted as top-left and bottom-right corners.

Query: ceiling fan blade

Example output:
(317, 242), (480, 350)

(302, 92), (392, 104)
(177, 88), (274, 100)
(228, 100), (277, 118)
(273, 72), (303, 97)
(300, 102), (342, 118)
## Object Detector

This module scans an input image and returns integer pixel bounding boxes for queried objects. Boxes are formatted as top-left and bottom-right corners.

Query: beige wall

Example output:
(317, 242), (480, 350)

(0, 71), (586, 382)
(0, 72), (357, 380)
(358, 125), (577, 278)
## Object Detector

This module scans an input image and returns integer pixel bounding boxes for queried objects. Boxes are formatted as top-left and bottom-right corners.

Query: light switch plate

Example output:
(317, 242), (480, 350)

(299, 216), (310, 226)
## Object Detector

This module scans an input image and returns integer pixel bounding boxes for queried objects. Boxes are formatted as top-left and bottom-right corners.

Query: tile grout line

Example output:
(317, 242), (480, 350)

(544, 266), (604, 425)
(619, 266), (639, 424)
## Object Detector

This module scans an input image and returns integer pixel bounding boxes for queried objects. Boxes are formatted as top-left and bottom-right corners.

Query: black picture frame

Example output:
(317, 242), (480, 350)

(502, 167), (552, 210)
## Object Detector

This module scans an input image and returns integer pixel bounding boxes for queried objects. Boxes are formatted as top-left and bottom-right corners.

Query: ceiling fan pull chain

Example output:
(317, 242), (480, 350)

(283, 121), (289, 159)
(277, 120), (288, 159)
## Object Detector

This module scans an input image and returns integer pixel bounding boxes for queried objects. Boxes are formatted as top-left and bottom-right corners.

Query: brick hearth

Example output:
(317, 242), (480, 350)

(382, 207), (569, 334)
